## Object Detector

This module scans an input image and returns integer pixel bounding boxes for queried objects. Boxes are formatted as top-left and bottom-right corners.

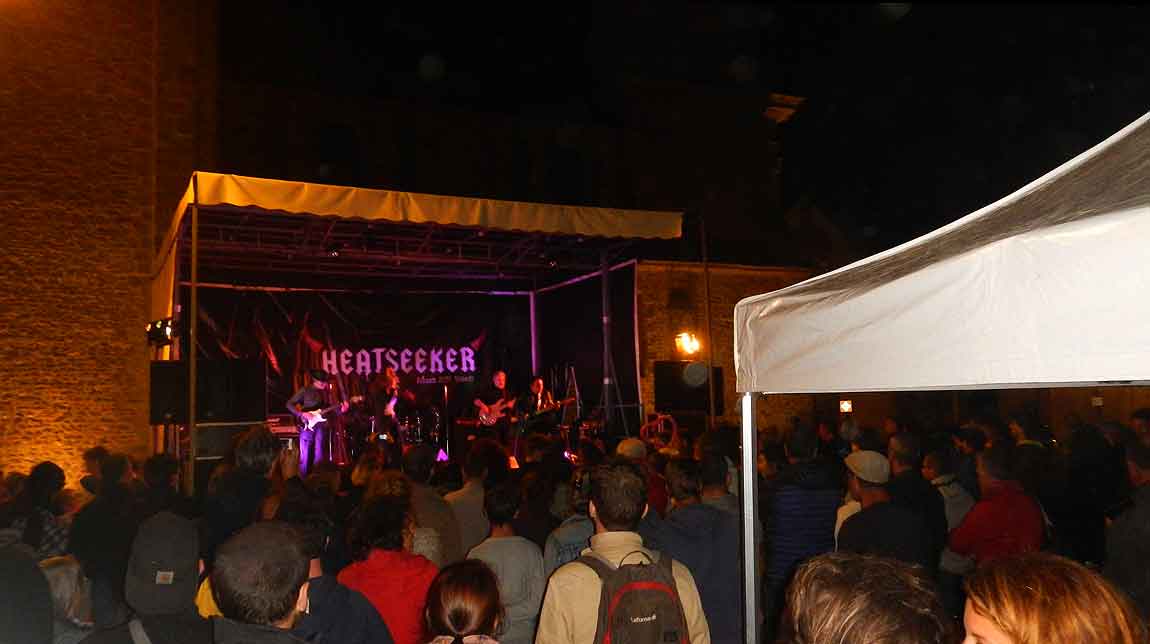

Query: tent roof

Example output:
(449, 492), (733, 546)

(735, 110), (1150, 394)
(152, 172), (681, 296)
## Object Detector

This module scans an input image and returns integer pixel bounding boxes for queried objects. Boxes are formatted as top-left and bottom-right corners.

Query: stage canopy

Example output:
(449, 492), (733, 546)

(734, 109), (1150, 394)
(152, 172), (682, 320)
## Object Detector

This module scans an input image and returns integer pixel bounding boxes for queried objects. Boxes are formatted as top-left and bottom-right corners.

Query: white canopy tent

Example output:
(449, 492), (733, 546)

(733, 110), (1150, 641)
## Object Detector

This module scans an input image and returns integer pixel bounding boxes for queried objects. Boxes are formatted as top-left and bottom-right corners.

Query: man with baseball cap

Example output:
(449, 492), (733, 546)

(836, 450), (935, 571)
(82, 511), (212, 643)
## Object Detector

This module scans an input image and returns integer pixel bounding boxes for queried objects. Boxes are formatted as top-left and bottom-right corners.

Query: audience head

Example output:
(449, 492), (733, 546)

(922, 449), (956, 482)
(125, 511), (200, 616)
(99, 453), (132, 491)
(839, 416), (860, 444)
(578, 442), (606, 468)
(1130, 408), (1150, 436)
(1123, 436), (1150, 488)
(211, 522), (310, 628)
(425, 560), (503, 642)
(465, 439), (509, 487)
(366, 468), (413, 502)
(1006, 411), (1041, 444)
(852, 426), (886, 453)
(976, 444), (1016, 493)
(956, 425), (988, 455)
(888, 432), (923, 474)
(664, 459), (701, 504)
(350, 494), (413, 559)
(234, 425), (283, 475)
(963, 552), (1146, 644)
(403, 444), (439, 484)
(615, 438), (648, 462)
(23, 462), (65, 509)
(351, 451), (386, 488)
(483, 481), (521, 527)
(782, 552), (954, 644)
(570, 467), (593, 515)
(274, 492), (335, 561)
(309, 369), (330, 389)
(524, 434), (553, 465)
(82, 446), (109, 477)
(882, 416), (902, 440)
(844, 451), (889, 502)
(785, 422), (820, 463)
(699, 449), (730, 493)
(589, 461), (647, 533)
(142, 453), (180, 490)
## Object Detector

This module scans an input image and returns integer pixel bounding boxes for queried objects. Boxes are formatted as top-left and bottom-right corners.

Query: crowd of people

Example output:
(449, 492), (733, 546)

(2, 406), (1150, 643)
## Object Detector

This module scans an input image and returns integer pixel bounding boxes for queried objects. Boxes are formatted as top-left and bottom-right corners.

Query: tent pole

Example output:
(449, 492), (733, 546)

(702, 216), (716, 429)
(601, 250), (612, 433)
(186, 172), (200, 497)
(740, 392), (760, 644)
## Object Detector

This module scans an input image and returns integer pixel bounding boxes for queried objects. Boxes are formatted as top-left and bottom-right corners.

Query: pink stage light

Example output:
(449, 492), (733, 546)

(436, 449), (449, 462)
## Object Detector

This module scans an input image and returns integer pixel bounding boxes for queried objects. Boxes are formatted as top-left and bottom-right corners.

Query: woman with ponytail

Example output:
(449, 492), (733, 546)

(2, 461), (67, 559)
(425, 559), (504, 644)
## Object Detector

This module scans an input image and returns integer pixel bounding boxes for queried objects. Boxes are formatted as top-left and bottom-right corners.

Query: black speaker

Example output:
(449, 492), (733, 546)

(653, 361), (724, 415)
(150, 359), (268, 424)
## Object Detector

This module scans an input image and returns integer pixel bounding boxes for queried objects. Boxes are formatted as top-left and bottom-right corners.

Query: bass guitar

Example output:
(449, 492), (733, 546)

(478, 398), (514, 426)
(298, 395), (364, 431)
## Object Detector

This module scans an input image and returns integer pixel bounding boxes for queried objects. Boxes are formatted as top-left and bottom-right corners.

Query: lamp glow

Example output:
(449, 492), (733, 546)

(839, 400), (853, 414)
(675, 332), (701, 356)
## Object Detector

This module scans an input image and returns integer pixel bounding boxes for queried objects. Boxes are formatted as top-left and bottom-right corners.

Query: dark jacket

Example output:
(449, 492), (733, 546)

(887, 470), (947, 570)
(79, 614), (212, 644)
(765, 461), (842, 589)
(293, 575), (395, 644)
(1104, 485), (1150, 620)
(68, 486), (141, 596)
(639, 503), (741, 644)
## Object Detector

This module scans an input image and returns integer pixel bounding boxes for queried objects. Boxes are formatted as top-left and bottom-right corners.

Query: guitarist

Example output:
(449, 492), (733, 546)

(286, 369), (348, 474)
(474, 370), (514, 444)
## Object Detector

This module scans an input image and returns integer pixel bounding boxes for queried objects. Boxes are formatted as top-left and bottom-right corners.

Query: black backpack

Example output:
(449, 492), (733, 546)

(578, 551), (690, 644)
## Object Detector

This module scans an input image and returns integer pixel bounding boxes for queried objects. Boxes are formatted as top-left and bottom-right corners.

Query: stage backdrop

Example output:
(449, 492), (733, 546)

(184, 289), (532, 425)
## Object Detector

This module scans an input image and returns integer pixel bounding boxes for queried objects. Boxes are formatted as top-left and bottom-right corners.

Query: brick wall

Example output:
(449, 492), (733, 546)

(0, 1), (215, 484)
(634, 261), (813, 434)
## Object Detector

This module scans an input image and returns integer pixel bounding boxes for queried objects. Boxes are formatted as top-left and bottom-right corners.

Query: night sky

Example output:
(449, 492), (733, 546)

(220, 3), (1150, 265)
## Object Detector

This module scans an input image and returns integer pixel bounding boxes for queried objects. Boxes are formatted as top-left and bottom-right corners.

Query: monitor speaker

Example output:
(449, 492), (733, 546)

(150, 359), (268, 425)
(653, 361), (724, 415)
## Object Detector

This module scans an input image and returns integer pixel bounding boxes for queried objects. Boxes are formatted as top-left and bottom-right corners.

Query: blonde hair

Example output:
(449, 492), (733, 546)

(964, 552), (1147, 644)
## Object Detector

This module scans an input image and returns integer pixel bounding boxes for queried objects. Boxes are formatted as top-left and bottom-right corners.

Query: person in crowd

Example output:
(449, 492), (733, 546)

(816, 419), (851, 462)
(273, 495), (396, 644)
(837, 450), (935, 570)
(511, 469), (559, 551)
(641, 459), (741, 644)
(954, 425), (986, 499)
(615, 438), (668, 517)
(949, 445), (1044, 565)
(1131, 408), (1150, 445)
(963, 552), (1146, 644)
(446, 439), (507, 554)
(779, 552), (955, 644)
(881, 416), (904, 444)
(80, 446), (109, 495)
(851, 426), (887, 453)
(368, 469), (445, 567)
(3, 471), (28, 503)
(1103, 437), (1150, 620)
(339, 494), (438, 644)
(209, 521), (311, 644)
(403, 444), (464, 567)
(138, 453), (195, 519)
(922, 448), (976, 617)
(764, 423), (842, 633)
(201, 426), (303, 567)
(536, 461), (710, 644)
(40, 554), (93, 644)
(68, 453), (141, 628)
(467, 482), (544, 644)
(887, 432), (947, 571)
(543, 466), (595, 577)
(80, 511), (211, 644)
(425, 560), (504, 644)
(1, 461), (68, 559)
(0, 545), (54, 644)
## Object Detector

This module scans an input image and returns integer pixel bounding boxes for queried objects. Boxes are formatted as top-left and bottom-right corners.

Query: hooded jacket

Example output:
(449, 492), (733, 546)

(640, 503), (741, 644)
(337, 549), (438, 644)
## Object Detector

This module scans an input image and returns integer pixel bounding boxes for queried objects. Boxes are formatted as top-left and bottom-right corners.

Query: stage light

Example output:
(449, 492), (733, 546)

(326, 244), (342, 257)
(675, 332), (701, 356)
(147, 318), (175, 346)
(839, 400), (853, 414)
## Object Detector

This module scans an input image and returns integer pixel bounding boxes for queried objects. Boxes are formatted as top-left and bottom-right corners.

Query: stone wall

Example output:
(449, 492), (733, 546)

(634, 260), (813, 434)
(0, 1), (215, 483)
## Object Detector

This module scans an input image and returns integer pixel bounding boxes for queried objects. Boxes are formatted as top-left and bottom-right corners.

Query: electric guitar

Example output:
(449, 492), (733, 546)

(513, 396), (576, 423)
(298, 395), (364, 431)
(478, 398), (514, 426)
